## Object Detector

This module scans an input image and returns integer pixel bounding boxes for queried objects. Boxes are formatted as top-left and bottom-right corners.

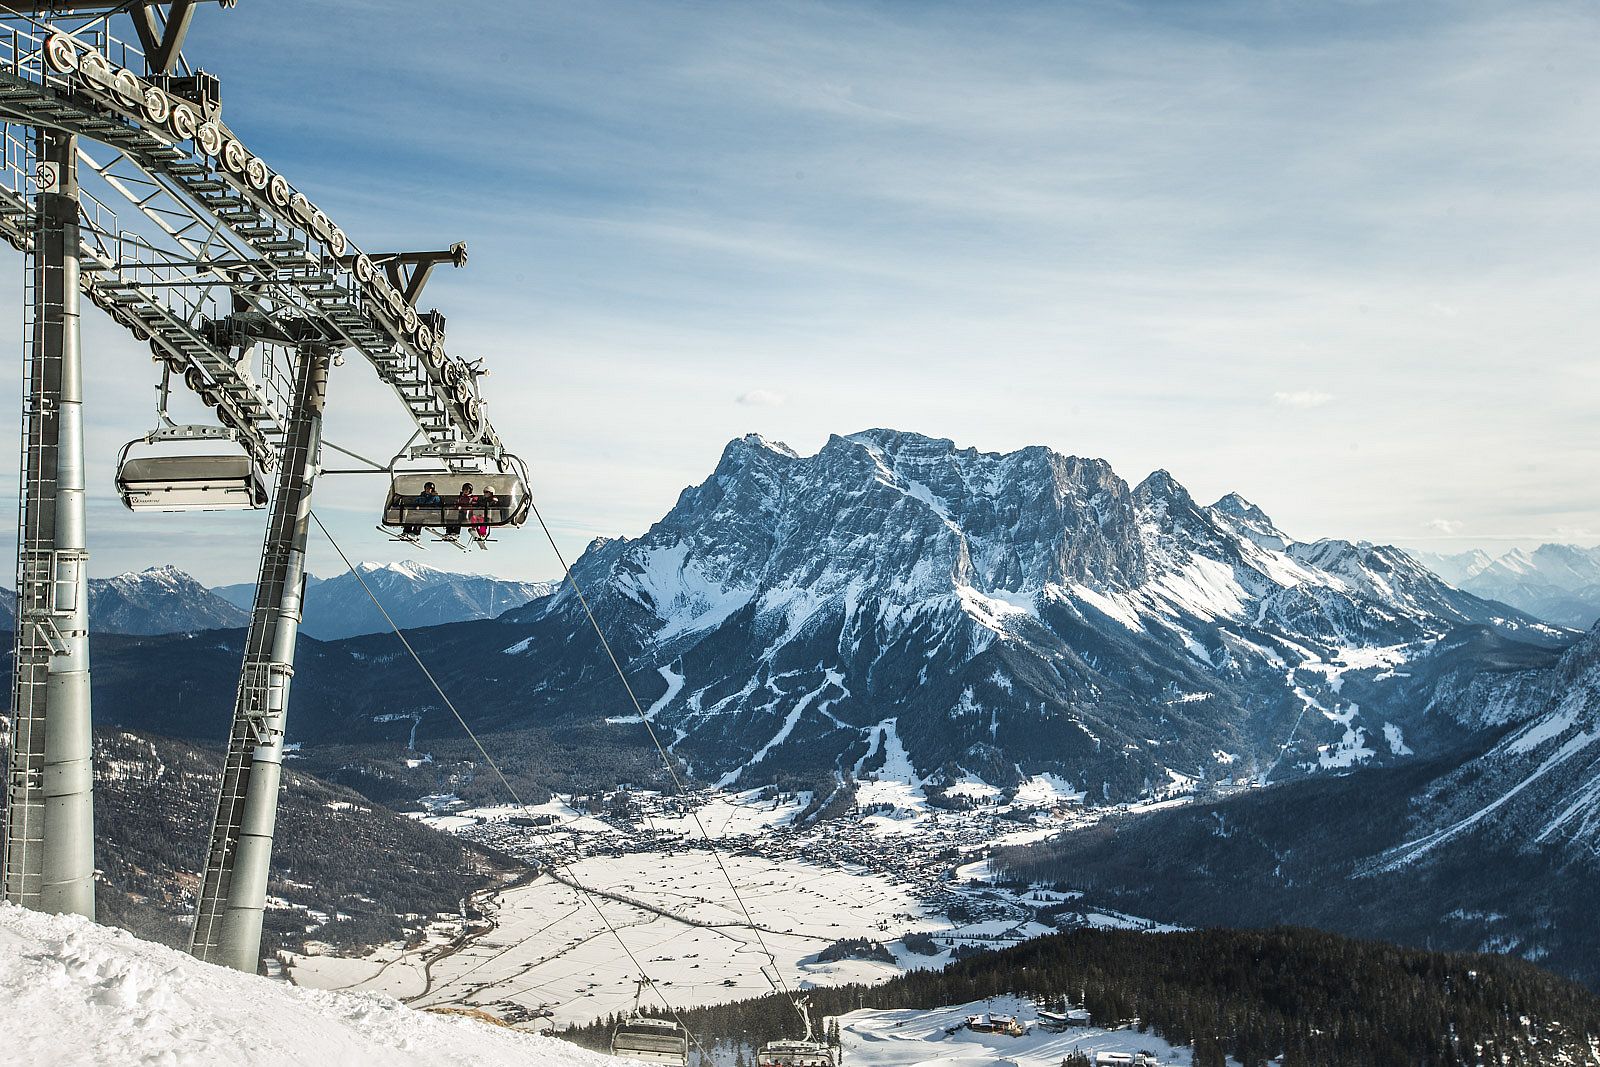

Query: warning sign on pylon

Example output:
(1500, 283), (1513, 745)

(32, 162), (59, 192)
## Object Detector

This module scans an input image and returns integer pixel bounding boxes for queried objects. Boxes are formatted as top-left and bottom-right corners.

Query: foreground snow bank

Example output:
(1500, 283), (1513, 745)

(0, 904), (614, 1067)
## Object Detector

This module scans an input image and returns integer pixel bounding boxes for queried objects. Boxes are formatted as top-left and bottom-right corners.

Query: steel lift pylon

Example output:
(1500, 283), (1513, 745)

(190, 339), (328, 969)
(2, 126), (94, 917)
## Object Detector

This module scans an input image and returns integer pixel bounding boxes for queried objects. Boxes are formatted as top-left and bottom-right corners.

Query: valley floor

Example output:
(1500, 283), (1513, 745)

(287, 786), (1178, 1025)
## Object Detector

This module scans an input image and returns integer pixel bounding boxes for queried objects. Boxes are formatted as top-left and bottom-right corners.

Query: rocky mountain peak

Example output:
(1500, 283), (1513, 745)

(737, 432), (799, 458)
(1208, 492), (1290, 552)
(1133, 468), (1189, 505)
(504, 429), (1542, 799)
(1211, 491), (1262, 519)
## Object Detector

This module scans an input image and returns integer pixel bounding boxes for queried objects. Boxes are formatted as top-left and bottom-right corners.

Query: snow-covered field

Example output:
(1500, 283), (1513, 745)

(0, 903), (1212, 1067)
(293, 850), (968, 1024)
(0, 904), (612, 1067)
(839, 996), (1198, 1066)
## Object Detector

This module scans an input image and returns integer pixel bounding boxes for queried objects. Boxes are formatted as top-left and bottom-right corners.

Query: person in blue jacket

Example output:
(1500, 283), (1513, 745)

(405, 480), (440, 537)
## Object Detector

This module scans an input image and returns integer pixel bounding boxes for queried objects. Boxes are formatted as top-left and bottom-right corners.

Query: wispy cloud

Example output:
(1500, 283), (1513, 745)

(736, 389), (786, 407)
(1425, 518), (1463, 534)
(14, 0), (1594, 582)
(1272, 390), (1335, 409)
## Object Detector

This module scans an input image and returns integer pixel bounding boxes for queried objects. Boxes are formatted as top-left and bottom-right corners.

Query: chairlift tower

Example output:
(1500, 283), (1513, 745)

(190, 338), (327, 968)
(3, 121), (93, 917)
(0, 1), (530, 970)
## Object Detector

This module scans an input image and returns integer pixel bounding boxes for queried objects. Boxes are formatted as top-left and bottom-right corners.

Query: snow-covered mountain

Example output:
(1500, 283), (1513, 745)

(1415, 544), (1600, 629)
(0, 905), (610, 1067)
(0, 565), (249, 635)
(1371, 620), (1600, 872)
(214, 562), (553, 640)
(497, 429), (1555, 802)
(90, 565), (251, 635)
(998, 616), (1600, 985)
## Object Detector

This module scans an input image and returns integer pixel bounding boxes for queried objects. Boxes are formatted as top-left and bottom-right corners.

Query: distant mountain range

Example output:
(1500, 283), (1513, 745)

(0, 565), (248, 636)
(0, 561), (550, 640)
(488, 429), (1558, 800)
(1415, 545), (1600, 629)
(212, 561), (554, 640)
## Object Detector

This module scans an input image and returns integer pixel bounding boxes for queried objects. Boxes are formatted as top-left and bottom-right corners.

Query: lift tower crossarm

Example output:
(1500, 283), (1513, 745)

(0, 21), (509, 468)
(370, 241), (466, 306)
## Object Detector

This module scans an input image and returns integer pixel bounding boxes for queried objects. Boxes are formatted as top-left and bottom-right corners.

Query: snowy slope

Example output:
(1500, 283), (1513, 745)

(0, 904), (612, 1067)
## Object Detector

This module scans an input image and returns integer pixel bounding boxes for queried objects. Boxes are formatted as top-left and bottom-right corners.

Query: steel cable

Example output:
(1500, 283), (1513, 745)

(309, 510), (711, 1061)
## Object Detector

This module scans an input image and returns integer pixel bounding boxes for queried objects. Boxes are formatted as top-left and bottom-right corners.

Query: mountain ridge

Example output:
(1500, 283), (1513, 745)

(494, 429), (1559, 801)
(213, 560), (553, 640)
(0, 565), (249, 635)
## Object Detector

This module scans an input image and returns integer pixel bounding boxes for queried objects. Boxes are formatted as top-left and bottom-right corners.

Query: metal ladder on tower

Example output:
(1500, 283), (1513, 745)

(2, 168), (49, 906)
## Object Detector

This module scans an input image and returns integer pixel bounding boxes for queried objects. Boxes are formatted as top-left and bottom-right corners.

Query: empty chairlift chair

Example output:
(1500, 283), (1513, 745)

(611, 978), (690, 1065)
(611, 1015), (691, 1065)
(757, 999), (839, 1067)
(755, 1038), (839, 1067)
(115, 440), (268, 512)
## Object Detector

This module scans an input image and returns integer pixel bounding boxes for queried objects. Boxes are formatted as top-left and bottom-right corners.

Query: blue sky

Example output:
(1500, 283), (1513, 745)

(7, 0), (1600, 585)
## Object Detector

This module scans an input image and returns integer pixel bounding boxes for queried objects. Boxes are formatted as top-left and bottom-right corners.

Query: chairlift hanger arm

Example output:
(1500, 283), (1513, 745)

(129, 0), (212, 75)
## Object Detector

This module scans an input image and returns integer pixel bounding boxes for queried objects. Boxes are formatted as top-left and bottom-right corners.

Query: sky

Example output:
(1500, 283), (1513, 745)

(3, 0), (1598, 586)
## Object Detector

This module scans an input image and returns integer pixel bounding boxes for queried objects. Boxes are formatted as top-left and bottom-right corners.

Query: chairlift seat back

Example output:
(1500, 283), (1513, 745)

(756, 1042), (838, 1067)
(117, 454), (267, 512)
(611, 1017), (690, 1065)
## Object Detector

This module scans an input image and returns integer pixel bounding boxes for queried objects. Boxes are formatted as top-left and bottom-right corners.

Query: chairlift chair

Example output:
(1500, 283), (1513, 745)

(611, 978), (690, 1066)
(757, 998), (839, 1067)
(755, 1039), (839, 1067)
(379, 451), (531, 548)
(115, 432), (267, 513)
(115, 364), (268, 513)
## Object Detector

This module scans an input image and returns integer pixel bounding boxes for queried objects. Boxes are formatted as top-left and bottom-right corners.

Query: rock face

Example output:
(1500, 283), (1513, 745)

(214, 561), (553, 640)
(499, 430), (1557, 800)
(1416, 544), (1600, 629)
